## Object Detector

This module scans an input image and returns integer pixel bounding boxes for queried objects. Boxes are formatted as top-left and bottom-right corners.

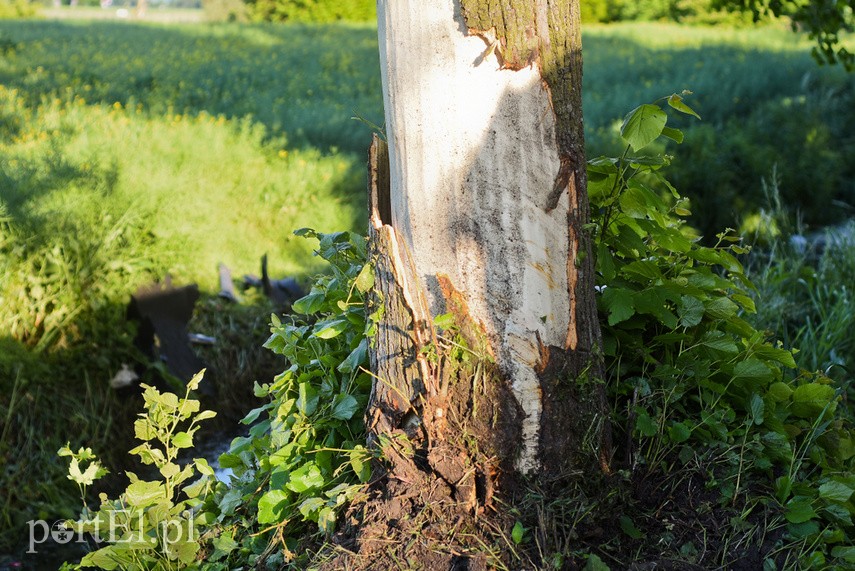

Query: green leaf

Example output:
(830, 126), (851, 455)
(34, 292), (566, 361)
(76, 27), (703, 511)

(258, 489), (290, 524)
(669, 422), (691, 443)
(354, 263), (374, 293)
(331, 393), (360, 420)
(619, 515), (643, 539)
(292, 291), (326, 315)
(636, 412), (658, 437)
(791, 383), (837, 419)
(286, 462), (325, 493)
(666, 93), (701, 119)
(584, 553), (611, 571)
(298, 497), (325, 519)
(511, 521), (525, 545)
(661, 126), (684, 144)
(831, 547), (855, 563)
(172, 431), (193, 449)
(767, 382), (793, 402)
(125, 480), (166, 507)
(818, 481), (854, 503)
(733, 359), (774, 384)
(620, 104), (668, 151)
(785, 497), (818, 524)
(338, 338), (368, 374)
(677, 295), (704, 328)
(313, 318), (349, 339)
(749, 393), (765, 425)
(297, 382), (320, 416)
(80, 548), (121, 570)
(602, 288), (635, 326)
(705, 297), (739, 319)
(433, 313), (455, 330)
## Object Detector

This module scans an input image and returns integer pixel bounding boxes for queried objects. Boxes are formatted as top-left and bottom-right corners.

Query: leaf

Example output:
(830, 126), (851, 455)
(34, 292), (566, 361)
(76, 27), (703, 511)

(785, 497), (818, 524)
(172, 431), (193, 449)
(511, 521), (525, 545)
(749, 393), (765, 425)
(354, 263), (374, 293)
(733, 359), (774, 384)
(298, 497), (325, 519)
(159, 462), (180, 479)
(258, 489), (291, 524)
(791, 383), (837, 419)
(286, 462), (325, 493)
(313, 318), (349, 339)
(818, 481), (854, 503)
(338, 338), (368, 374)
(661, 126), (684, 144)
(678, 295), (704, 328)
(669, 422), (691, 443)
(636, 411), (658, 437)
(620, 104), (668, 151)
(292, 291), (326, 315)
(80, 548), (121, 570)
(297, 382), (320, 416)
(767, 381), (793, 402)
(125, 480), (165, 507)
(619, 515), (643, 539)
(667, 93), (701, 119)
(134, 418), (157, 441)
(331, 393), (360, 420)
(601, 287), (635, 326)
(584, 553), (611, 571)
(186, 369), (205, 392)
(831, 546), (855, 563)
(705, 297), (739, 319)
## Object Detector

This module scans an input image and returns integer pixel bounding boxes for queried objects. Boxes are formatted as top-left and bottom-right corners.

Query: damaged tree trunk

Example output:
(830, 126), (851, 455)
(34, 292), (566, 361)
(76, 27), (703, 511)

(343, 0), (611, 566)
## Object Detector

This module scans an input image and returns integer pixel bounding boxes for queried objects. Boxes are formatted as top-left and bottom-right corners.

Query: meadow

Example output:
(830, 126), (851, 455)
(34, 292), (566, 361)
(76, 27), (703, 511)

(1, 17), (855, 560)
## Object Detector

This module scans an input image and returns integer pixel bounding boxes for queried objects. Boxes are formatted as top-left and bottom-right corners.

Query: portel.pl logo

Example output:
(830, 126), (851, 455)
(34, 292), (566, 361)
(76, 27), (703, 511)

(26, 510), (195, 554)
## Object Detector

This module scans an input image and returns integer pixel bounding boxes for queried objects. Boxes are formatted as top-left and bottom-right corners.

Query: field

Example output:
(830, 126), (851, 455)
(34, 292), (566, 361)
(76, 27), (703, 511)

(1, 17), (855, 562)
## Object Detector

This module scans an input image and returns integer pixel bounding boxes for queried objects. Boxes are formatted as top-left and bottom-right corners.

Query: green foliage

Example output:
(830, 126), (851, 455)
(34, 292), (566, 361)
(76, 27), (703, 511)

(580, 0), (750, 24)
(244, 0), (374, 23)
(196, 229), (372, 569)
(61, 371), (217, 570)
(0, 0), (36, 18)
(593, 95), (855, 566)
(582, 24), (855, 240)
(734, 0), (855, 69)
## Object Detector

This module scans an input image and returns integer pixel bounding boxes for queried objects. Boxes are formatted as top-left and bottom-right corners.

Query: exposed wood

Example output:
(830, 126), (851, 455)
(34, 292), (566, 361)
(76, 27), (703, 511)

(377, 0), (609, 474)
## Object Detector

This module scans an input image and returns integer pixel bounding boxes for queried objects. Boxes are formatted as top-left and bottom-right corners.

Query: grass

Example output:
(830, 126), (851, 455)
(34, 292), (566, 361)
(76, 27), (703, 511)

(0, 16), (854, 560)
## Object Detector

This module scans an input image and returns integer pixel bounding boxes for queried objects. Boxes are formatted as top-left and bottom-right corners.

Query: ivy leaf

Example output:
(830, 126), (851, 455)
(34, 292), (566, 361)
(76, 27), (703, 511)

(292, 291), (326, 315)
(354, 263), (374, 293)
(621, 104), (668, 151)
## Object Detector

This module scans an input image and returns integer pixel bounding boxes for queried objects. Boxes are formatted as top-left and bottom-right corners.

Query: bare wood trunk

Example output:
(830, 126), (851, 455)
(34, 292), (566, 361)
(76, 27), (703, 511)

(327, 0), (610, 566)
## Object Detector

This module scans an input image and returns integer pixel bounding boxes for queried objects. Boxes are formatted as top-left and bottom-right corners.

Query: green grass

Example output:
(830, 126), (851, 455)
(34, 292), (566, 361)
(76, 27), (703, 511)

(1, 17), (855, 558)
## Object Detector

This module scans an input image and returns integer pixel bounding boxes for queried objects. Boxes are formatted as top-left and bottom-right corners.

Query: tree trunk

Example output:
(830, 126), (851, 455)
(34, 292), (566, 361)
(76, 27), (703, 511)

(333, 0), (610, 566)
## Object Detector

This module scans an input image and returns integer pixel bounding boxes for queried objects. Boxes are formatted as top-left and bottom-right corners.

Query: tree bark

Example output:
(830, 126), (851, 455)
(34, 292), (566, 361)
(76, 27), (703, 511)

(331, 0), (610, 566)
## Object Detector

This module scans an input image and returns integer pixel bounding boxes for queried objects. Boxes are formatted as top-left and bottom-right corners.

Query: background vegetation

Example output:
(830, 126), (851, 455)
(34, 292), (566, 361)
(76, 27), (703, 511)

(0, 8), (854, 568)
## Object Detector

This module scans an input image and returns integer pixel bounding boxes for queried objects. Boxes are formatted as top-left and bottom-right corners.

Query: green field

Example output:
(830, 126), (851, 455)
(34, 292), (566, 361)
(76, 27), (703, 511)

(1, 18), (855, 559)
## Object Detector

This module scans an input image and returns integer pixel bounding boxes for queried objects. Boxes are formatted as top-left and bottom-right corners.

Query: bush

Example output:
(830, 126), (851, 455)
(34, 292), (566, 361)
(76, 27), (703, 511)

(0, 0), (36, 18)
(244, 0), (374, 23)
